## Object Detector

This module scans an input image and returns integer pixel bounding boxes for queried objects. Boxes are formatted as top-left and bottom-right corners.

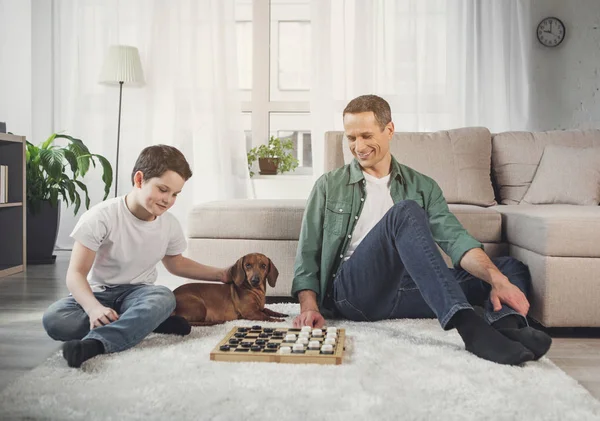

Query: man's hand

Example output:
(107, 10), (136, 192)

(459, 249), (530, 317)
(87, 305), (119, 329)
(295, 290), (325, 328)
(490, 280), (530, 317)
(293, 310), (326, 329)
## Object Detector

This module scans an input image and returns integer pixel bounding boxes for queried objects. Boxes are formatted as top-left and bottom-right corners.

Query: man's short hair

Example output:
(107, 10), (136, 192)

(343, 95), (392, 131)
(131, 145), (193, 184)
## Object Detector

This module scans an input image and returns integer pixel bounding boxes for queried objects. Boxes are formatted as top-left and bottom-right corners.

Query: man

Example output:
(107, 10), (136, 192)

(291, 95), (551, 365)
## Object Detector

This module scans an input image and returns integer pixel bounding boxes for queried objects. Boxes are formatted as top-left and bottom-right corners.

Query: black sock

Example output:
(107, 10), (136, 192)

(495, 327), (552, 360)
(62, 339), (104, 368)
(153, 315), (191, 336)
(492, 314), (524, 330)
(452, 309), (534, 365)
(492, 315), (552, 360)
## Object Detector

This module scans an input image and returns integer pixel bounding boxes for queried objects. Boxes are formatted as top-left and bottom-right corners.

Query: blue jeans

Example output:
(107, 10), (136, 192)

(42, 284), (176, 353)
(333, 200), (531, 329)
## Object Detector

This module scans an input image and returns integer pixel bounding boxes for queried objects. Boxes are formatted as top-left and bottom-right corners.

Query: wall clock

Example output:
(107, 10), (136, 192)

(537, 17), (565, 47)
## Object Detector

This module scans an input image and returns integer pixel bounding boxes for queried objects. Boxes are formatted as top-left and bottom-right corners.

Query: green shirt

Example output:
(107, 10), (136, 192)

(291, 155), (483, 317)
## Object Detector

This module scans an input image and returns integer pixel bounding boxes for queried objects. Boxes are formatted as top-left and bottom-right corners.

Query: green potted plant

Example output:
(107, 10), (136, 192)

(246, 136), (299, 177)
(26, 133), (113, 264)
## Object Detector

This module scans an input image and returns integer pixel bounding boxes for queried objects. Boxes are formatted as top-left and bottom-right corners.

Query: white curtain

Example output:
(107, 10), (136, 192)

(310, 0), (532, 176)
(54, 0), (250, 249)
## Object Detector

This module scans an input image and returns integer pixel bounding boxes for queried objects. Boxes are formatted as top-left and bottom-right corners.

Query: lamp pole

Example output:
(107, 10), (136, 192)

(115, 80), (124, 197)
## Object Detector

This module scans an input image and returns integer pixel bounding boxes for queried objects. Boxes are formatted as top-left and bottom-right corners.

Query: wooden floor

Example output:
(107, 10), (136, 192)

(0, 252), (599, 400)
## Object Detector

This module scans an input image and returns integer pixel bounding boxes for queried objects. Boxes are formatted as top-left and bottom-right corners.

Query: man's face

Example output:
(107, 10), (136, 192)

(344, 112), (394, 170)
(135, 170), (185, 217)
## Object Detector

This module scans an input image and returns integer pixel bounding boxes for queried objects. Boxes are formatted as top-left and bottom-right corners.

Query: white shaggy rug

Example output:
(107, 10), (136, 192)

(1, 304), (599, 421)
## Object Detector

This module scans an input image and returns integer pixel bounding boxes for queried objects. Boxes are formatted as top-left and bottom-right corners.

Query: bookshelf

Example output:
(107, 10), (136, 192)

(0, 133), (26, 278)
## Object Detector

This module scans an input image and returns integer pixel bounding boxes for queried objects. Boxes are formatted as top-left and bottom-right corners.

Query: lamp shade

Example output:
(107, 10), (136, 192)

(99, 45), (145, 86)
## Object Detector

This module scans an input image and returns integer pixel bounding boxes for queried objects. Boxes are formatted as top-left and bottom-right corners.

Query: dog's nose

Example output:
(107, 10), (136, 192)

(251, 276), (260, 285)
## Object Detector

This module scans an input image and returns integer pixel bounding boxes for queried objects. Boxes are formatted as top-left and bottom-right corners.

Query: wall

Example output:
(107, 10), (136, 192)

(0, 0), (32, 139)
(0, 0), (53, 163)
(31, 0), (53, 143)
(530, 0), (600, 131)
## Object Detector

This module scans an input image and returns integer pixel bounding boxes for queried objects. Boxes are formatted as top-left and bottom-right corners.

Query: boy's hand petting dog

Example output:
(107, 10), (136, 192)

(219, 267), (230, 284)
(87, 304), (119, 329)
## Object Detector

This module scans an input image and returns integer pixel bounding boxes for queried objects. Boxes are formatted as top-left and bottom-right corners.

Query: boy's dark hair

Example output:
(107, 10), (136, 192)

(343, 95), (392, 131)
(131, 145), (192, 184)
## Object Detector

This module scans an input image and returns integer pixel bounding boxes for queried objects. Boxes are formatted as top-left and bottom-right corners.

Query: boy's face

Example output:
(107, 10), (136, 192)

(134, 170), (185, 217)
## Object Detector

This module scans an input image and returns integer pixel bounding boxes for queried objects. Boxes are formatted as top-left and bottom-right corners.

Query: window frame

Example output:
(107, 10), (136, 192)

(242, 0), (310, 158)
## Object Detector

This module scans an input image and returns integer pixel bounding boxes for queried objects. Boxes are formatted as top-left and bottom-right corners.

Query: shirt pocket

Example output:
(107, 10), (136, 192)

(324, 200), (351, 236)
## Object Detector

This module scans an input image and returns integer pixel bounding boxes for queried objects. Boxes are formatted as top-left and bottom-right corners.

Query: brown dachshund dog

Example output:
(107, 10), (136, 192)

(172, 253), (288, 326)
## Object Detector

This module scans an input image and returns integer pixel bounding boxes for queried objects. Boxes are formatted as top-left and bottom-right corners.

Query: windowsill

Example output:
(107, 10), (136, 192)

(251, 174), (313, 180)
(250, 174), (314, 199)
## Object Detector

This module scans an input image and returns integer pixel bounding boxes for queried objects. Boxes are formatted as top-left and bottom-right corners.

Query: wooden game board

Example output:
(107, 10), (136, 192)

(210, 326), (346, 365)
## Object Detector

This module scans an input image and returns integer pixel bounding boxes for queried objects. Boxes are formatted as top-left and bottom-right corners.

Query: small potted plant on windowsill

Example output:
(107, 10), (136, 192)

(247, 136), (299, 177)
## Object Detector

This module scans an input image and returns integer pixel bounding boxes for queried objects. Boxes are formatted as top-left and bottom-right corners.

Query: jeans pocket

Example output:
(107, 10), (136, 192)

(334, 299), (371, 322)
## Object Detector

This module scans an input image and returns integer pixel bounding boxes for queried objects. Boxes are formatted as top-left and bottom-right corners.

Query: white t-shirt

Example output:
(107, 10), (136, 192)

(344, 171), (394, 260)
(70, 196), (187, 292)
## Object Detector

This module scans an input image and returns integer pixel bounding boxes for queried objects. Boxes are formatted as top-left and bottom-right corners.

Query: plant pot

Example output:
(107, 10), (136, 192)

(27, 200), (61, 265)
(258, 158), (280, 175)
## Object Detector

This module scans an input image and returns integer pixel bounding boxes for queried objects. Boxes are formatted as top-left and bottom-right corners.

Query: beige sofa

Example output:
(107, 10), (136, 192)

(187, 127), (600, 327)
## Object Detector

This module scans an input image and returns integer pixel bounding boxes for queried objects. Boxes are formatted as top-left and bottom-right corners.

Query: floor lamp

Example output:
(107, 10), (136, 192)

(99, 45), (145, 197)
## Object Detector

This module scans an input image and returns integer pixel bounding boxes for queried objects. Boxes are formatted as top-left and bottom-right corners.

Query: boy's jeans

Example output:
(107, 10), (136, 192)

(42, 284), (176, 353)
(333, 200), (530, 329)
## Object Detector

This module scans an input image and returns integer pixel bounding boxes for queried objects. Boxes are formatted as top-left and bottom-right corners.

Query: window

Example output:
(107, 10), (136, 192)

(270, 112), (311, 173)
(236, 0), (312, 175)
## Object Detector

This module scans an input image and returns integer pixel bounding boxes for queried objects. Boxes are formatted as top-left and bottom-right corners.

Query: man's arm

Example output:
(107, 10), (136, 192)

(67, 242), (119, 329)
(291, 176), (328, 328)
(162, 254), (227, 283)
(459, 248), (530, 316)
(425, 179), (483, 267)
(426, 180), (530, 317)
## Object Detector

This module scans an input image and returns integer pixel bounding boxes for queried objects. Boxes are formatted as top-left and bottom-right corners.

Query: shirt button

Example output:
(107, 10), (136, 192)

(348, 235), (352, 238)
(339, 254), (343, 258)
(332, 274), (336, 278)
(355, 216), (358, 220)
(339, 208), (343, 212)
(361, 198), (365, 202)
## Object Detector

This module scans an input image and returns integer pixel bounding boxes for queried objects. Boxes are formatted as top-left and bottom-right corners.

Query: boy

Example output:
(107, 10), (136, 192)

(43, 145), (227, 368)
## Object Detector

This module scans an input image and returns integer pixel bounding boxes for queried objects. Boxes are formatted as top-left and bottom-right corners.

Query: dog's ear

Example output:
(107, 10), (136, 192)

(266, 259), (279, 288)
(226, 256), (246, 287)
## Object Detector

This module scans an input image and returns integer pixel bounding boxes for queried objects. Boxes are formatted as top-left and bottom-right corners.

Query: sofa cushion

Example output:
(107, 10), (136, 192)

(188, 200), (501, 244)
(448, 204), (502, 243)
(492, 205), (600, 257)
(492, 129), (600, 205)
(188, 199), (306, 240)
(331, 127), (497, 206)
(521, 145), (600, 206)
